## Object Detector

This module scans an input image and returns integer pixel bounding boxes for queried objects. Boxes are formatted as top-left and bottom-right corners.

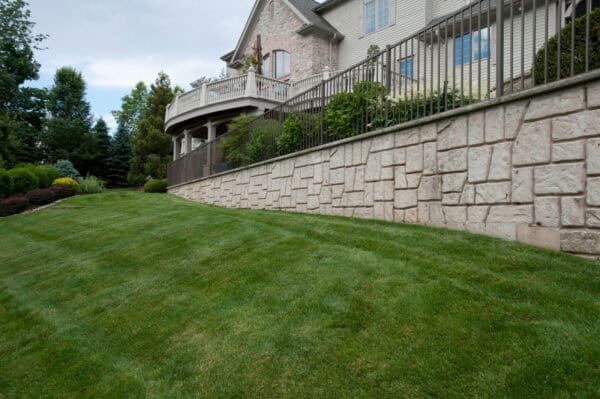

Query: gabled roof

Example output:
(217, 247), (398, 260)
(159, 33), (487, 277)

(222, 0), (342, 65)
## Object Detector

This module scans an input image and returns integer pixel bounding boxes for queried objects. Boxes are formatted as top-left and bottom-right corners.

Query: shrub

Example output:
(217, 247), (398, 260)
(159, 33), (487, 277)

(388, 90), (475, 125)
(54, 159), (81, 180)
(279, 112), (320, 155)
(53, 177), (80, 192)
(37, 165), (60, 187)
(8, 168), (39, 194)
(26, 188), (57, 206)
(0, 195), (30, 217)
(144, 179), (167, 193)
(77, 176), (105, 194)
(219, 115), (256, 168)
(247, 119), (280, 163)
(127, 171), (146, 187)
(49, 184), (76, 199)
(534, 7), (600, 84)
(324, 92), (365, 140)
(0, 169), (14, 198)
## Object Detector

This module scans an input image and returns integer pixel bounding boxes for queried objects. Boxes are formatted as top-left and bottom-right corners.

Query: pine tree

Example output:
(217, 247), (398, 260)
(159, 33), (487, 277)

(44, 67), (94, 173)
(106, 123), (131, 186)
(91, 117), (111, 179)
(129, 72), (175, 183)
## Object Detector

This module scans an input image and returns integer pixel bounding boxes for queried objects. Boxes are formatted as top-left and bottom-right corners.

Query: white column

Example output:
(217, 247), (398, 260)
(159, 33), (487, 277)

(200, 83), (208, 106)
(184, 129), (192, 154)
(323, 65), (331, 81)
(172, 136), (178, 160)
(245, 66), (257, 97)
(206, 121), (217, 142)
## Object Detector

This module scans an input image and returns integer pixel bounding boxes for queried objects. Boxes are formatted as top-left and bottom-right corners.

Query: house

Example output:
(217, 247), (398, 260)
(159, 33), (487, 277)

(166, 0), (597, 161)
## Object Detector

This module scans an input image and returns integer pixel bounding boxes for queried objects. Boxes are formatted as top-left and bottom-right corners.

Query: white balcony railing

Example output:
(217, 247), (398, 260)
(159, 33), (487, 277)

(165, 68), (333, 124)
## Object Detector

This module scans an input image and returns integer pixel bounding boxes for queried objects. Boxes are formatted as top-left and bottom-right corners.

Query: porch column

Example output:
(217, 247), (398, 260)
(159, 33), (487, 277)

(206, 121), (217, 142)
(323, 65), (331, 81)
(246, 67), (257, 97)
(172, 136), (178, 160)
(184, 129), (192, 154)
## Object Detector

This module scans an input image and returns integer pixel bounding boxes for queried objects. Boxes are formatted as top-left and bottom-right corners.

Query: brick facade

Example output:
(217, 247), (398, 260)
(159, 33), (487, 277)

(170, 78), (600, 258)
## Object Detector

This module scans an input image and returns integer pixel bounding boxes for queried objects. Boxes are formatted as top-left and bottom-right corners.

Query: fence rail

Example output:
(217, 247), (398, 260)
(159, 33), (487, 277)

(169, 0), (600, 186)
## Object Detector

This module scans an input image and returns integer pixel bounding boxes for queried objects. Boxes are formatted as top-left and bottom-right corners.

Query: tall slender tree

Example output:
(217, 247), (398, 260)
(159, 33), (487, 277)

(0, 0), (47, 168)
(106, 123), (131, 186)
(90, 117), (111, 179)
(129, 72), (176, 183)
(112, 81), (148, 138)
(44, 67), (94, 173)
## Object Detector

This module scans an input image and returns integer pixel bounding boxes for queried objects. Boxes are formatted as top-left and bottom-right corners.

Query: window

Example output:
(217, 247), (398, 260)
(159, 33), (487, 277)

(455, 27), (489, 65)
(274, 50), (290, 78)
(400, 57), (413, 77)
(262, 54), (271, 78)
(364, 0), (389, 35)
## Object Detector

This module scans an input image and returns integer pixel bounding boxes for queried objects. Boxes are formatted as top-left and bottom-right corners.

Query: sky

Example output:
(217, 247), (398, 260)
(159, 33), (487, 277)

(26, 0), (257, 133)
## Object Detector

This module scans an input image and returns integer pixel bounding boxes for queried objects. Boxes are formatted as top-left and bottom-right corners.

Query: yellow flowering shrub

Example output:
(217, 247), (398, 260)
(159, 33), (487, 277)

(52, 177), (80, 191)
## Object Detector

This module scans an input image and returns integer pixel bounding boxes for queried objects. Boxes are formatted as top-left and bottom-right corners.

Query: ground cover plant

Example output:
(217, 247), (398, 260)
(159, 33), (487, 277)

(0, 191), (598, 397)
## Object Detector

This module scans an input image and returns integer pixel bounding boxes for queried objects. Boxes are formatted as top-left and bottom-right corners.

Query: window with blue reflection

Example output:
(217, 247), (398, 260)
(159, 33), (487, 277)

(400, 57), (413, 77)
(455, 27), (489, 65)
(364, 0), (389, 34)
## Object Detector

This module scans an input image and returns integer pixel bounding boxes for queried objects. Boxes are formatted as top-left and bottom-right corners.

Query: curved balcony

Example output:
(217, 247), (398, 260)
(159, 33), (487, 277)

(164, 68), (334, 133)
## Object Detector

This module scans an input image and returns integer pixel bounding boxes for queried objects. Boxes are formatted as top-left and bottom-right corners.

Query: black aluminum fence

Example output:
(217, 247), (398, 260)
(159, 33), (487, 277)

(168, 0), (600, 186)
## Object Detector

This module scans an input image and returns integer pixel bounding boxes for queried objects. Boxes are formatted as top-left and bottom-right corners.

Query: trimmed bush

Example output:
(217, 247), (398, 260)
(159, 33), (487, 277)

(53, 177), (80, 192)
(534, 7), (600, 84)
(247, 119), (280, 163)
(36, 165), (60, 188)
(0, 169), (14, 198)
(279, 112), (320, 155)
(49, 184), (76, 199)
(8, 168), (39, 194)
(26, 188), (57, 206)
(54, 159), (81, 180)
(0, 195), (30, 217)
(219, 115), (256, 168)
(144, 179), (167, 193)
(77, 176), (105, 194)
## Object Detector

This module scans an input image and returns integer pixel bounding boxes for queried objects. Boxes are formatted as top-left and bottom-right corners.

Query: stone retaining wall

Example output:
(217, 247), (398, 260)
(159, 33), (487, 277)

(170, 78), (600, 258)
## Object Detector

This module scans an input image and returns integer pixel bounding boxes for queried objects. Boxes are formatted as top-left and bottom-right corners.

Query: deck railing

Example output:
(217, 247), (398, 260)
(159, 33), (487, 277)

(169, 0), (600, 186)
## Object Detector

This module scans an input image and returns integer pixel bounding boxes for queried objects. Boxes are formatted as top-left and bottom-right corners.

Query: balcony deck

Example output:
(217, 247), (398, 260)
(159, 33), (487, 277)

(164, 70), (329, 133)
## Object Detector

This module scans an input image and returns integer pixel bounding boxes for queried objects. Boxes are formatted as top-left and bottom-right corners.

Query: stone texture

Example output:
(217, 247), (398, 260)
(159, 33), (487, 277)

(588, 177), (600, 206)
(444, 206), (467, 226)
(504, 101), (527, 139)
(468, 146), (492, 183)
(406, 144), (423, 173)
(561, 197), (585, 226)
(587, 209), (600, 227)
(512, 167), (533, 203)
(423, 142), (437, 174)
(525, 87), (584, 121)
(395, 189), (417, 209)
(468, 112), (484, 145)
(561, 231), (600, 254)
(488, 142), (512, 180)
(443, 172), (467, 193)
(439, 148), (467, 173)
(534, 197), (560, 227)
(513, 120), (551, 166)
(588, 81), (600, 108)
(587, 138), (600, 175)
(418, 175), (442, 200)
(552, 140), (585, 162)
(534, 164), (585, 195)
(517, 225), (561, 251)
(476, 182), (511, 204)
(552, 110), (600, 141)
(485, 107), (504, 142)
(487, 205), (533, 224)
(438, 117), (467, 150)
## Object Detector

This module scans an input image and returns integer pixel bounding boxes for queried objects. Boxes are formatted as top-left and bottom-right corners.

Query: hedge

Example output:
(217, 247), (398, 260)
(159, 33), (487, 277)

(0, 195), (30, 217)
(534, 7), (600, 84)
(49, 185), (76, 199)
(53, 177), (80, 192)
(279, 112), (320, 155)
(0, 169), (14, 198)
(8, 168), (39, 194)
(144, 179), (167, 193)
(26, 188), (56, 206)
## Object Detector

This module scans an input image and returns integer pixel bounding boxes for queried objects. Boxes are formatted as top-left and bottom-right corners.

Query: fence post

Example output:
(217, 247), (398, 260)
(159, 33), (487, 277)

(246, 67), (257, 97)
(496, 1), (504, 99)
(320, 81), (326, 143)
(200, 83), (208, 106)
(385, 45), (392, 125)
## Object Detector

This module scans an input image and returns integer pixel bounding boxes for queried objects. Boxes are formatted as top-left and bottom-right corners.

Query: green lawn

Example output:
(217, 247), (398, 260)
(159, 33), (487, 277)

(0, 191), (598, 398)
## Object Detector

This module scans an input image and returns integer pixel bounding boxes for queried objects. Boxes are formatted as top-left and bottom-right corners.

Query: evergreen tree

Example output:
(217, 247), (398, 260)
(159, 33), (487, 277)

(112, 82), (148, 138)
(44, 67), (94, 173)
(106, 123), (131, 186)
(0, 0), (47, 168)
(129, 72), (175, 183)
(90, 117), (111, 179)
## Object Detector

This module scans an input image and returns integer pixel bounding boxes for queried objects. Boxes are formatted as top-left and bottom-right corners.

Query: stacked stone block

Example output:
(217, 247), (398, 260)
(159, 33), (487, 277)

(171, 79), (600, 258)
